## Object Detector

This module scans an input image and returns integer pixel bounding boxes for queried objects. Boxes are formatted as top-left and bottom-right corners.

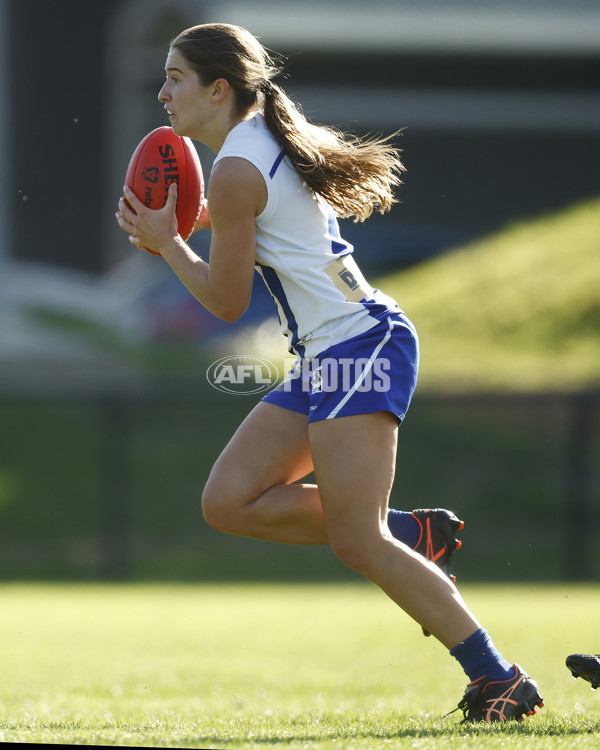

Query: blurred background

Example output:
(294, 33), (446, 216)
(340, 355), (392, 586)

(0, 0), (598, 583)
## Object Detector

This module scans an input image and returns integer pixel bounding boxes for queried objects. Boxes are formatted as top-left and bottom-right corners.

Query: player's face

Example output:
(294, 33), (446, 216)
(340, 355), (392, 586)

(158, 49), (211, 139)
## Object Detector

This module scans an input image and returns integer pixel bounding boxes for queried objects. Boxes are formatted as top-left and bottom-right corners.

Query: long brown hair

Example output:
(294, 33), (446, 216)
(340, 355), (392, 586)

(171, 23), (405, 222)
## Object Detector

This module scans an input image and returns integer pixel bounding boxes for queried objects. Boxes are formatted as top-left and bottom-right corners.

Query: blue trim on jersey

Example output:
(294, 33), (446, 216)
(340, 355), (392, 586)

(269, 150), (285, 179)
(362, 295), (401, 322)
(256, 262), (305, 358)
(327, 213), (352, 255)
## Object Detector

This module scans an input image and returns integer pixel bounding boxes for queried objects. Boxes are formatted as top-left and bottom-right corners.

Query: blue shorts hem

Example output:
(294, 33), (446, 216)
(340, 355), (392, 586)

(261, 388), (309, 416)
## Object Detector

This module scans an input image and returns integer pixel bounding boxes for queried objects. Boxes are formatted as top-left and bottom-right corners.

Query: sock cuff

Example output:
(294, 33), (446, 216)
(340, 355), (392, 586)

(450, 627), (488, 657)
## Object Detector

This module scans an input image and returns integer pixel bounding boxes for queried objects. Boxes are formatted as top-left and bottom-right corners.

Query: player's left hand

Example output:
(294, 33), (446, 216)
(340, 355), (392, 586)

(193, 198), (212, 232)
(115, 183), (179, 254)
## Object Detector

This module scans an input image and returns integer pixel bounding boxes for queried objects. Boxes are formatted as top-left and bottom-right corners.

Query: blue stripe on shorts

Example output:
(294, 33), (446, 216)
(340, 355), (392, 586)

(262, 312), (419, 423)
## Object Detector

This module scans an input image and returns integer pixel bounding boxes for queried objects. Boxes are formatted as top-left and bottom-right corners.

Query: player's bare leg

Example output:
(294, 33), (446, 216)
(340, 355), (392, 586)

(202, 402), (328, 544)
(308, 410), (480, 649)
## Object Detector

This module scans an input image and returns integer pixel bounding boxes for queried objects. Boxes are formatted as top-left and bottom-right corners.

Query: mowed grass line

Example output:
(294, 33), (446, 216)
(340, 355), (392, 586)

(1, 582), (599, 748)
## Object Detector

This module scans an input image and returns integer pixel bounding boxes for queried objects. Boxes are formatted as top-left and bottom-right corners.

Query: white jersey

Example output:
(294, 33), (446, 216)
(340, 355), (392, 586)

(212, 112), (400, 361)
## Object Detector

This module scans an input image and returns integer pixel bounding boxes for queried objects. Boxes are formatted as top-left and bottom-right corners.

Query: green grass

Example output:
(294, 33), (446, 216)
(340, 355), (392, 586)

(378, 196), (600, 392)
(2, 582), (600, 747)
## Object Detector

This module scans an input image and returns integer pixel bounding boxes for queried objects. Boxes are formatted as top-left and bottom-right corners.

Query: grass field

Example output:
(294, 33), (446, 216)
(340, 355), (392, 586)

(1, 582), (600, 748)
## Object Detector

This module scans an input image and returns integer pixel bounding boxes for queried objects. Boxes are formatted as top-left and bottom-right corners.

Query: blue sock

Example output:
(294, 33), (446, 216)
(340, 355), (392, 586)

(387, 509), (420, 548)
(450, 628), (515, 683)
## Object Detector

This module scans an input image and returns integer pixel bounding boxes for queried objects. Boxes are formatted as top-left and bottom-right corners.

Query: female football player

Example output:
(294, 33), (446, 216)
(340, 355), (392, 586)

(115, 22), (543, 722)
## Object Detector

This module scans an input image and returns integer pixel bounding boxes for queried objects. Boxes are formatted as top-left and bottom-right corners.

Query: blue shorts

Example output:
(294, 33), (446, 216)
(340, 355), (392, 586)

(262, 313), (419, 423)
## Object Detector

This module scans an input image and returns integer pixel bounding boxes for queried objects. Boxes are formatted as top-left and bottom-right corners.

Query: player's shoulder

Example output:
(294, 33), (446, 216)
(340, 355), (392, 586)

(209, 157), (267, 217)
(213, 114), (283, 197)
(211, 155), (264, 185)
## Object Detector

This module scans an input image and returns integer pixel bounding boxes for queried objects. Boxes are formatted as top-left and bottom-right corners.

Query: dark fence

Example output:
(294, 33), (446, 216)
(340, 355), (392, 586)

(0, 387), (597, 582)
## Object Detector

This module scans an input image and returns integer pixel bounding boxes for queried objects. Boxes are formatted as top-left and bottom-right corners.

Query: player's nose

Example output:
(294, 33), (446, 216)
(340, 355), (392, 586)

(158, 82), (170, 103)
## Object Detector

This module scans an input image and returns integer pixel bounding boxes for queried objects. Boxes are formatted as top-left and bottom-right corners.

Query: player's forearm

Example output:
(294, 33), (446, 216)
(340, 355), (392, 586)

(159, 237), (243, 322)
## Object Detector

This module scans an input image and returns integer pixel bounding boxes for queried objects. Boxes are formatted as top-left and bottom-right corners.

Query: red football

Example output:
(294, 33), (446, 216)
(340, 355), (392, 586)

(125, 126), (204, 255)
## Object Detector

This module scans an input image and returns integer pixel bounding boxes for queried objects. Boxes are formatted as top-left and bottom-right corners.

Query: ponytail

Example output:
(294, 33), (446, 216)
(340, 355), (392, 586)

(172, 23), (405, 222)
(262, 82), (404, 222)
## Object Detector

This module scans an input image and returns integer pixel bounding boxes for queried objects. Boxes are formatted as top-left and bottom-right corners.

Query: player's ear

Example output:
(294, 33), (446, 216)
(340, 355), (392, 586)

(211, 78), (230, 102)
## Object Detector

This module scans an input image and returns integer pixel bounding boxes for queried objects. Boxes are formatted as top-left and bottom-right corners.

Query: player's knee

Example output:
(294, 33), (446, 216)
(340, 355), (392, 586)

(201, 480), (235, 533)
(328, 528), (377, 576)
